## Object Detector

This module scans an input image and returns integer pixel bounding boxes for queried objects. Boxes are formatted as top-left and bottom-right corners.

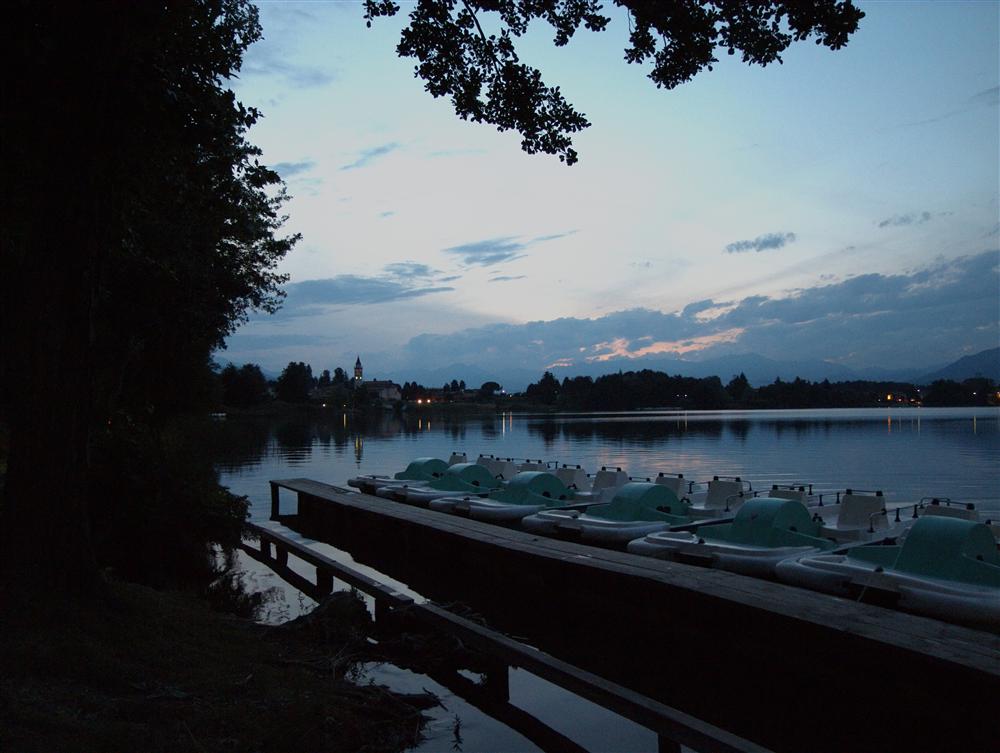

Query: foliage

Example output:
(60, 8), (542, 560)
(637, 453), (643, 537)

(522, 369), (995, 410)
(88, 418), (249, 591)
(1, 0), (296, 591)
(363, 0), (864, 163)
(220, 363), (271, 407)
(276, 362), (316, 402)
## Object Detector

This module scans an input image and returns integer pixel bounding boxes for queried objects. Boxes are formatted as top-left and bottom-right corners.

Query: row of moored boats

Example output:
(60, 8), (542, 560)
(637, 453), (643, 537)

(347, 452), (1000, 632)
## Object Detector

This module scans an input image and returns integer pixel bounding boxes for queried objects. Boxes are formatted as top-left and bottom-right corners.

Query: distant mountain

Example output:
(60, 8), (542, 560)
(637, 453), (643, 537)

(916, 347), (1000, 384)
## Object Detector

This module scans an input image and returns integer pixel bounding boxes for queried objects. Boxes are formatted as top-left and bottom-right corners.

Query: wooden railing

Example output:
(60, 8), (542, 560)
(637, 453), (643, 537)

(242, 519), (773, 753)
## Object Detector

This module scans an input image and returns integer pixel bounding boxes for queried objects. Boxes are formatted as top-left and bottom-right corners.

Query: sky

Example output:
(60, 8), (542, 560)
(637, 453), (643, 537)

(223, 0), (1000, 386)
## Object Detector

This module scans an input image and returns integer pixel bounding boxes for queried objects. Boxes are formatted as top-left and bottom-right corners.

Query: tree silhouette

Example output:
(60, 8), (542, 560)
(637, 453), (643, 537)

(364, 0), (864, 164)
(2, 1), (295, 592)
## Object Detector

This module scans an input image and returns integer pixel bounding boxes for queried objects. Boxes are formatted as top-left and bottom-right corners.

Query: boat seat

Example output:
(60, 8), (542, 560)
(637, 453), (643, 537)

(476, 455), (500, 476)
(654, 473), (685, 496)
(921, 499), (978, 522)
(585, 468), (629, 501)
(836, 493), (888, 530)
(769, 485), (809, 504)
(703, 479), (745, 510)
(493, 459), (519, 480)
(448, 452), (468, 466)
(518, 460), (547, 472)
(556, 465), (589, 490)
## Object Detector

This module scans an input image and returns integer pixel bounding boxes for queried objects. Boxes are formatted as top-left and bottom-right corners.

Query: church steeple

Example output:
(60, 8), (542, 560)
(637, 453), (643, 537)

(354, 355), (363, 384)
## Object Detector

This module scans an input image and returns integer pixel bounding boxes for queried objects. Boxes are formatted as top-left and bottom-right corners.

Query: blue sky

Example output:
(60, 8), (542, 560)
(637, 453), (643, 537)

(223, 1), (999, 383)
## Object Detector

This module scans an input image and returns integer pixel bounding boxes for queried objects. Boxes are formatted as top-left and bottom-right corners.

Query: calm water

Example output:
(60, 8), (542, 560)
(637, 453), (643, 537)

(215, 406), (999, 753)
(216, 407), (1000, 520)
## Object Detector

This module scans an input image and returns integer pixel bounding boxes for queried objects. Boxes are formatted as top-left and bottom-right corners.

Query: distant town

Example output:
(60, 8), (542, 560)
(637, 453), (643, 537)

(217, 355), (1000, 412)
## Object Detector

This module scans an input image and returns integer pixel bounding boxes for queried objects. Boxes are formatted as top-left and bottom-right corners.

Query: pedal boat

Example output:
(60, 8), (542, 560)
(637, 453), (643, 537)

(627, 497), (837, 577)
(521, 482), (691, 546)
(347, 456), (448, 495)
(376, 462), (502, 506)
(775, 516), (1000, 631)
(430, 471), (575, 522)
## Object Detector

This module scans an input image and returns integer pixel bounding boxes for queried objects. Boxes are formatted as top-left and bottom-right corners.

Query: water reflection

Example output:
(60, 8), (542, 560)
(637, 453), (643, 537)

(209, 408), (1000, 520)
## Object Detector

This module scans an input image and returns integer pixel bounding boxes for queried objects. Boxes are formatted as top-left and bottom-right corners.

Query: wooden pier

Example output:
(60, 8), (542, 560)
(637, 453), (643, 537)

(267, 478), (1000, 753)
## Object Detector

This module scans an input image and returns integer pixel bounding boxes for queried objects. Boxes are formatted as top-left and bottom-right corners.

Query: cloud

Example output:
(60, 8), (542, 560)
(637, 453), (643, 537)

(438, 275), (463, 283)
(724, 232), (796, 254)
(532, 231), (577, 243)
(242, 56), (335, 89)
(260, 275), (454, 320)
(971, 85), (999, 107)
(383, 262), (438, 280)
(378, 211), (395, 219)
(444, 237), (528, 267)
(489, 275), (526, 283)
(877, 211), (933, 228)
(272, 160), (317, 178)
(340, 143), (400, 171)
(442, 231), (572, 268)
(396, 251), (998, 373)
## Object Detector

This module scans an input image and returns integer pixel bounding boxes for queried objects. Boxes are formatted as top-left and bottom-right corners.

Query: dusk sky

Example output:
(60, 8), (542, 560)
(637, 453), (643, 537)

(223, 1), (999, 384)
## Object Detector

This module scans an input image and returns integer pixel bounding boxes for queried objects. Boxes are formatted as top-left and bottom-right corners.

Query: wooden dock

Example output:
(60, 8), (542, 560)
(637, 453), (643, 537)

(269, 478), (1000, 753)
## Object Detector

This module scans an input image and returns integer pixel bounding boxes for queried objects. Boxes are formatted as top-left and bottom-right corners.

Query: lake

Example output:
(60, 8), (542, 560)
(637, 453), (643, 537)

(217, 407), (1000, 521)
(215, 406), (999, 753)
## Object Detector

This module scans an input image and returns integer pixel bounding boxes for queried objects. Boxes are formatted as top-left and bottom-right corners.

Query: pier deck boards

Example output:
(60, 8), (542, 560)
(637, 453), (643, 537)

(270, 478), (1000, 753)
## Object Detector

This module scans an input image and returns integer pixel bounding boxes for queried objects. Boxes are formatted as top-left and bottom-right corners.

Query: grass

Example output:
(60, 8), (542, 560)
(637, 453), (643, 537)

(0, 580), (426, 753)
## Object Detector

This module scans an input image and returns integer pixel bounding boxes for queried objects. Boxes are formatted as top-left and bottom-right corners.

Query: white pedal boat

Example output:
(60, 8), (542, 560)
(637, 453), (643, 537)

(347, 456), (449, 494)
(521, 482), (692, 546)
(430, 471), (575, 523)
(376, 462), (502, 506)
(627, 497), (838, 578)
(776, 516), (1000, 631)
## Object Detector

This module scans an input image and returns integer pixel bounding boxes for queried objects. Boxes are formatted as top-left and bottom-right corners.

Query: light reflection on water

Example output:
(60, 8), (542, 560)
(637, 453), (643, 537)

(218, 407), (998, 753)
(214, 407), (1000, 521)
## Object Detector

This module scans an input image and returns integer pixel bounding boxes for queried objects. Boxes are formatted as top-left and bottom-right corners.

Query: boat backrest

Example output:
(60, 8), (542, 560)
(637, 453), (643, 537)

(448, 452), (468, 466)
(556, 466), (589, 489)
(837, 493), (886, 530)
(476, 455), (500, 475)
(769, 485), (809, 504)
(492, 459), (519, 480)
(518, 460), (546, 472)
(704, 479), (745, 510)
(654, 473), (684, 496)
(591, 468), (629, 494)
(921, 499), (978, 522)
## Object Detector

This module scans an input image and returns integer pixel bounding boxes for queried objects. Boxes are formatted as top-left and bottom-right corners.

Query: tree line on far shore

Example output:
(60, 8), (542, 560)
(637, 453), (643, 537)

(217, 361), (997, 411)
(525, 370), (999, 410)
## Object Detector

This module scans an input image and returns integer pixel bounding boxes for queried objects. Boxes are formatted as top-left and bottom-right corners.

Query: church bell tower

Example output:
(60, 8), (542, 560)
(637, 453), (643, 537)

(354, 356), (363, 386)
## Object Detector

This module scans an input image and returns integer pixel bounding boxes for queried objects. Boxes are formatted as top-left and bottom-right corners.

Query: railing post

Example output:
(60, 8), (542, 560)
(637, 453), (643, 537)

(657, 734), (681, 753)
(260, 538), (271, 560)
(276, 545), (288, 567)
(316, 568), (333, 595)
(270, 482), (280, 520)
(482, 661), (509, 703)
